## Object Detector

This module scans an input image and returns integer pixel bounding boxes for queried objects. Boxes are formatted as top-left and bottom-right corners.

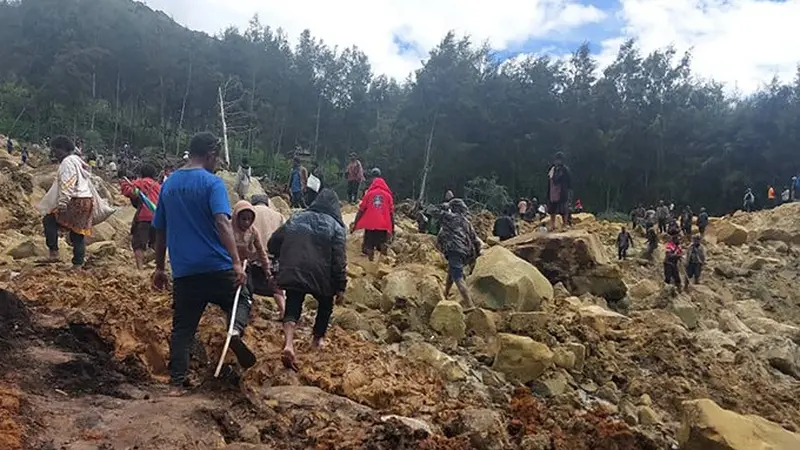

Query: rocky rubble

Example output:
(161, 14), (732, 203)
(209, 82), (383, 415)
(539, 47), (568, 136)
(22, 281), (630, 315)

(1, 149), (800, 449)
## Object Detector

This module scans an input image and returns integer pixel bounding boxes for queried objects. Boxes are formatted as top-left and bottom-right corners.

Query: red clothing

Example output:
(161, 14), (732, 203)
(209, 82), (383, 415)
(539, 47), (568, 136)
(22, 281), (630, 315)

(121, 177), (161, 222)
(354, 178), (394, 232)
(665, 241), (683, 258)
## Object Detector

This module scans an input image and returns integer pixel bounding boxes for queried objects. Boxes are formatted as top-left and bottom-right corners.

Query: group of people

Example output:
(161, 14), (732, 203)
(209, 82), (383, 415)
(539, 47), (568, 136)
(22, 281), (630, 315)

(753, 179), (800, 211)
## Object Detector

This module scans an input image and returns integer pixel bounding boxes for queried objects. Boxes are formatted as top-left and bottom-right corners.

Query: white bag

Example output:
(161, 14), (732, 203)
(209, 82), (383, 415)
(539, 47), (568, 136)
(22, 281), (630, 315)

(89, 180), (116, 225)
(307, 174), (321, 193)
(36, 181), (59, 215)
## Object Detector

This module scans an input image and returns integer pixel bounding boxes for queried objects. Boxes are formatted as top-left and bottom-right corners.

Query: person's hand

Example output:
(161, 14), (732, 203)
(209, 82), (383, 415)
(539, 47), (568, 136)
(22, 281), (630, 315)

(335, 292), (345, 305)
(233, 263), (247, 287)
(152, 269), (170, 291)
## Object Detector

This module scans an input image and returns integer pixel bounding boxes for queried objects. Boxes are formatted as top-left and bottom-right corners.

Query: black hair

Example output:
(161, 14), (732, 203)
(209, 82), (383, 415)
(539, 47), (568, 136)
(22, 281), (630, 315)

(241, 157), (249, 166)
(292, 156), (300, 164)
(50, 136), (75, 153)
(140, 163), (157, 179)
(188, 132), (219, 157)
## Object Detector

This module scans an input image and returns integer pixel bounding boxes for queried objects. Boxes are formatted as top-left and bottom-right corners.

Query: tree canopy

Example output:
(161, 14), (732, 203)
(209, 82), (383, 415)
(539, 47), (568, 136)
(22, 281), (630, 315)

(1, 0), (799, 214)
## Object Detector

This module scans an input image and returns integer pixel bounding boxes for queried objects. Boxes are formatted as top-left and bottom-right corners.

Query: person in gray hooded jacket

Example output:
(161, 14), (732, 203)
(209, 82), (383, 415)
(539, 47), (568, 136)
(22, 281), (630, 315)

(437, 199), (480, 312)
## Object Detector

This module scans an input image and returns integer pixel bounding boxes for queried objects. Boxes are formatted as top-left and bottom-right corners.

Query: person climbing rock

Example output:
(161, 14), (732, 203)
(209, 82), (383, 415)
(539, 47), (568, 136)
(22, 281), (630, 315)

(41, 136), (95, 268)
(680, 206), (693, 236)
(20, 146), (28, 166)
(644, 224), (658, 260)
(616, 226), (634, 260)
(268, 189), (347, 371)
(664, 234), (683, 291)
(546, 152), (571, 231)
(287, 157), (308, 209)
(493, 204), (518, 242)
(351, 168), (394, 262)
(437, 198), (481, 312)
(685, 235), (706, 288)
(656, 201), (669, 234)
(345, 153), (364, 204)
(152, 132), (252, 392)
(231, 200), (285, 323)
(249, 195), (286, 318)
(743, 188), (755, 212)
(120, 163), (161, 270)
(234, 157), (252, 200)
(697, 207), (709, 236)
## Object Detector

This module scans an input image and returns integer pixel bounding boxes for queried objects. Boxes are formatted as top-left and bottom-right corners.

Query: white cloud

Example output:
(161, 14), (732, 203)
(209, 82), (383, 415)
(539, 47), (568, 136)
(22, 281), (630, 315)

(599, 0), (800, 93)
(143, 0), (605, 80)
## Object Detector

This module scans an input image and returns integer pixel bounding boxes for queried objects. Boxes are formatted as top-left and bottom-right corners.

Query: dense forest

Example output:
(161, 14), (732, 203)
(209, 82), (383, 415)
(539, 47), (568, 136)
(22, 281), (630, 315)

(1, 0), (799, 213)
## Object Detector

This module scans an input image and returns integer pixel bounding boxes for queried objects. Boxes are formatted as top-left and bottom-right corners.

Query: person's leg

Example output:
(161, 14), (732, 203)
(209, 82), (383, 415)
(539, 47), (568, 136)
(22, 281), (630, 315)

(663, 262), (670, 284)
(312, 295), (334, 348)
(549, 213), (556, 231)
(43, 214), (60, 260)
(169, 275), (208, 386)
(209, 270), (256, 369)
(444, 272), (453, 298)
(448, 255), (474, 311)
(131, 221), (147, 270)
(281, 290), (305, 369)
(70, 231), (85, 267)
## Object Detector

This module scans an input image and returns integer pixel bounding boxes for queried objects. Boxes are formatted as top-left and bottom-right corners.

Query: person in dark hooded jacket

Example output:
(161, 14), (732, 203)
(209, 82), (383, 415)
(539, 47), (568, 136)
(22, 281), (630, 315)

(696, 207), (709, 235)
(493, 204), (517, 241)
(437, 199), (480, 311)
(268, 189), (346, 370)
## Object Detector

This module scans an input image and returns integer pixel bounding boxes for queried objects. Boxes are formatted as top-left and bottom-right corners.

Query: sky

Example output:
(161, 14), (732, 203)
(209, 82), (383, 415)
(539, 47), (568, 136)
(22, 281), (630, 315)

(143, 0), (800, 94)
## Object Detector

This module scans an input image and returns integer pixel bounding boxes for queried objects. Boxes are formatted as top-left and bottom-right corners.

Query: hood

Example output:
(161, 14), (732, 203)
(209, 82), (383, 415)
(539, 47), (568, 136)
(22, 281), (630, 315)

(233, 200), (256, 227)
(367, 177), (392, 194)
(308, 188), (344, 227)
(448, 198), (469, 215)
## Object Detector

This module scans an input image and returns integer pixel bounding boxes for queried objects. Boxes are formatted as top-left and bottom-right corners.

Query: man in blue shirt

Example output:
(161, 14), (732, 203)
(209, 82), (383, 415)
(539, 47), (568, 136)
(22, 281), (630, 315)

(287, 156), (308, 208)
(152, 132), (253, 390)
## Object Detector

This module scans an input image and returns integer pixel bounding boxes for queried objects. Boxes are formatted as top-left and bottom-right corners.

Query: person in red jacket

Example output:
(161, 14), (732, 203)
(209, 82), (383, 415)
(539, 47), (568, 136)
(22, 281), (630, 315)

(120, 163), (161, 270)
(350, 168), (394, 262)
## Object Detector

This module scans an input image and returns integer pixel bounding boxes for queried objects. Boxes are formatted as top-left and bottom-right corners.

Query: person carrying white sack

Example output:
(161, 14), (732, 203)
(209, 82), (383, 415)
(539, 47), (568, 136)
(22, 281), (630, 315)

(37, 136), (115, 268)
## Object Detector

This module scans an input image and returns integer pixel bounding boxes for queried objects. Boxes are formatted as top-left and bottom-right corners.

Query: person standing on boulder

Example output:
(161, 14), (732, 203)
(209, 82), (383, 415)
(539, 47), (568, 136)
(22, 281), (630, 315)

(743, 188), (755, 212)
(493, 204), (518, 242)
(644, 224), (658, 260)
(546, 152), (571, 231)
(437, 198), (480, 312)
(234, 157), (252, 200)
(120, 163), (161, 270)
(268, 189), (347, 371)
(287, 157), (308, 209)
(345, 153), (364, 204)
(151, 132), (252, 392)
(42, 136), (94, 268)
(664, 234), (683, 291)
(616, 226), (634, 260)
(697, 207), (709, 236)
(351, 168), (394, 262)
(685, 235), (706, 288)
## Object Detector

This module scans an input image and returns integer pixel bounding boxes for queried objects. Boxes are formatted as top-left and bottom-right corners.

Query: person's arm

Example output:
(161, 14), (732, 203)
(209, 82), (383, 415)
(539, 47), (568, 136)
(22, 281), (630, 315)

(120, 179), (135, 199)
(253, 233), (271, 276)
(215, 214), (242, 268)
(330, 224), (348, 296)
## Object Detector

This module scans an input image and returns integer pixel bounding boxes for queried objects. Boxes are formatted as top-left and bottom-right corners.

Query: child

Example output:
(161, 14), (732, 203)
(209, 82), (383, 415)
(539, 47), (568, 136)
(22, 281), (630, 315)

(664, 234), (683, 290)
(120, 163), (161, 270)
(616, 226), (633, 260)
(233, 201), (286, 321)
(685, 235), (706, 287)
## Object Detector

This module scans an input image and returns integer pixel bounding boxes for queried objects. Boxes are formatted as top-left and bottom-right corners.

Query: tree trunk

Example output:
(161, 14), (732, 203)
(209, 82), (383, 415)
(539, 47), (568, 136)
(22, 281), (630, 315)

(313, 93), (322, 158)
(112, 70), (121, 152)
(218, 85), (230, 165)
(176, 60), (192, 155)
(417, 113), (438, 204)
(90, 69), (97, 131)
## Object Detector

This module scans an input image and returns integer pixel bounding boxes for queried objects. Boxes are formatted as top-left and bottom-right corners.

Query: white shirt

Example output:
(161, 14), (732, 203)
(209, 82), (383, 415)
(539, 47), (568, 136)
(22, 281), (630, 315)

(57, 155), (92, 204)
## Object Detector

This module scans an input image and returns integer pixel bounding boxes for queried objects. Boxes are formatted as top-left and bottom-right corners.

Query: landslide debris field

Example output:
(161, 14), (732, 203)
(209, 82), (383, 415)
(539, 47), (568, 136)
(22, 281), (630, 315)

(1, 146), (800, 449)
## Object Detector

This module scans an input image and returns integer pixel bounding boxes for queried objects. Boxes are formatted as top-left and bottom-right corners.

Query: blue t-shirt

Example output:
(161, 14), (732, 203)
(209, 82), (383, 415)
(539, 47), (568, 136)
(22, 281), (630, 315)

(290, 168), (302, 193)
(152, 168), (233, 278)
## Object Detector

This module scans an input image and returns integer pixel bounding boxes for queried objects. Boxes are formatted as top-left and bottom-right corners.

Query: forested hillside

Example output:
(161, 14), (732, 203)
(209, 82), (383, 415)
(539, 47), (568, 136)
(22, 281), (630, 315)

(1, 0), (799, 212)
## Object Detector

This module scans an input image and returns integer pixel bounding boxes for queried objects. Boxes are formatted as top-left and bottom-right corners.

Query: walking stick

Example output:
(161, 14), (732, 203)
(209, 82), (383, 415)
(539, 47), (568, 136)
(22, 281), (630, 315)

(214, 260), (248, 378)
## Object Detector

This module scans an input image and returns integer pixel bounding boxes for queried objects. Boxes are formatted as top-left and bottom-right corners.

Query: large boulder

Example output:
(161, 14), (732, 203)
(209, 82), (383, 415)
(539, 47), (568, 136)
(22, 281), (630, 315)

(678, 398), (800, 450)
(345, 277), (382, 310)
(270, 196), (291, 217)
(469, 246), (553, 311)
(492, 333), (553, 383)
(505, 230), (627, 301)
(711, 221), (749, 246)
(380, 269), (443, 314)
(430, 300), (466, 339)
(217, 170), (268, 208)
(403, 342), (467, 382)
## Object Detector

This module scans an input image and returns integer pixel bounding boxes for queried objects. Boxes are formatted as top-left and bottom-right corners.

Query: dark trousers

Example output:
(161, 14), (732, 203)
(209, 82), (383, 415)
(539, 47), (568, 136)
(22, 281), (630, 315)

(43, 213), (85, 266)
(305, 189), (318, 206)
(618, 245), (628, 260)
(664, 262), (681, 288)
(347, 181), (360, 203)
(169, 270), (251, 385)
(283, 289), (333, 339)
(290, 191), (306, 208)
(686, 263), (702, 284)
(657, 219), (667, 234)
